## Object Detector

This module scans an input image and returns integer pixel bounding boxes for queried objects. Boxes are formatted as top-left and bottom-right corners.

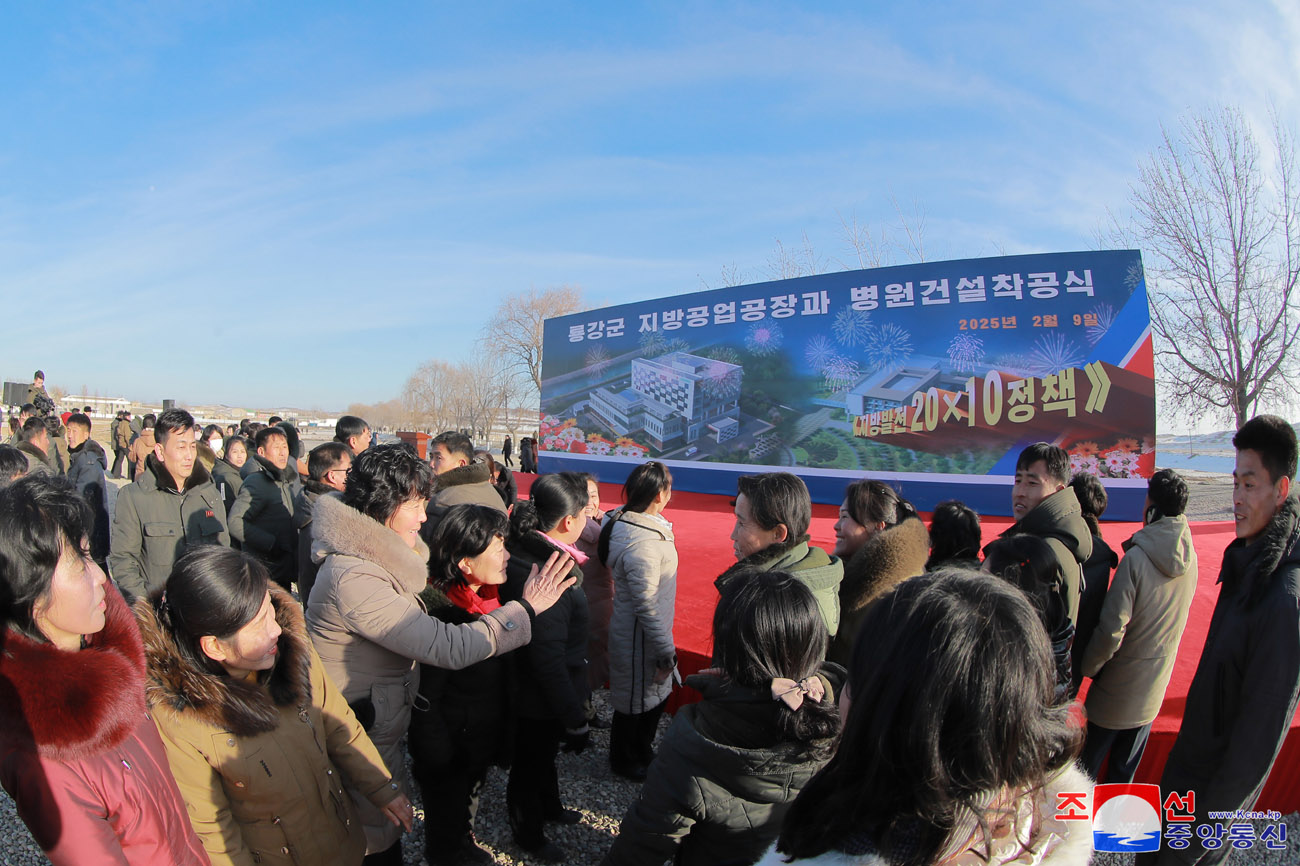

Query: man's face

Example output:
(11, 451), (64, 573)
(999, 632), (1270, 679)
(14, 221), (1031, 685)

(66, 424), (89, 450)
(730, 493), (784, 560)
(258, 435), (290, 471)
(155, 427), (197, 483)
(1012, 459), (1063, 520)
(324, 453), (352, 492)
(429, 444), (466, 476)
(348, 427), (373, 455)
(1233, 448), (1289, 542)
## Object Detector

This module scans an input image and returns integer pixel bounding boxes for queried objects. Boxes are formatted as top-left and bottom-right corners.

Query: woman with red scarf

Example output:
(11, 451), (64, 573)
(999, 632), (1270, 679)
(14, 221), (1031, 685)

(408, 504), (523, 866)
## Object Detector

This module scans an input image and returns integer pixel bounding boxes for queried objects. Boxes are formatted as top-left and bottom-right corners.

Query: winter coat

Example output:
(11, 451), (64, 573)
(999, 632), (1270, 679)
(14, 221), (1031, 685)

(228, 455), (298, 588)
(211, 458), (244, 517)
(16, 440), (53, 476)
(501, 530), (590, 728)
(716, 536), (844, 638)
(130, 428), (157, 480)
(996, 488), (1093, 624)
(407, 582), (514, 771)
(421, 462), (507, 543)
(751, 763), (1095, 866)
(67, 441), (111, 565)
(1071, 532), (1118, 693)
(292, 481), (328, 605)
(827, 516), (929, 666)
(0, 584), (209, 866)
(140, 588), (396, 866)
(579, 514), (614, 690)
(114, 417), (133, 450)
(26, 382), (54, 415)
(602, 667), (842, 866)
(494, 463), (518, 509)
(306, 492), (533, 853)
(48, 430), (70, 476)
(606, 509), (679, 714)
(1082, 515), (1198, 729)
(1157, 496), (1300, 826)
(109, 455), (230, 601)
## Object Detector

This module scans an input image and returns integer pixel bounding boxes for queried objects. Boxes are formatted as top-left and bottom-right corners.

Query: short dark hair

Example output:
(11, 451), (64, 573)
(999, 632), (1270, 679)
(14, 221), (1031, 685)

(267, 416), (283, 425)
(1233, 415), (1298, 483)
(253, 426), (287, 452)
(1068, 472), (1108, 535)
(1015, 443), (1069, 486)
(307, 442), (351, 483)
(33, 370), (44, 381)
(66, 412), (91, 432)
(925, 500), (981, 569)
(431, 430), (474, 463)
(142, 415), (156, 430)
(429, 504), (510, 589)
(843, 478), (914, 529)
(1147, 468), (1189, 518)
(0, 475), (94, 642)
(155, 409), (195, 445)
(19, 404), (34, 416)
(0, 445), (27, 486)
(82, 406), (92, 413)
(343, 443), (435, 525)
(151, 546), (270, 673)
(335, 415), (369, 445)
(21, 415), (47, 440)
(736, 472), (811, 539)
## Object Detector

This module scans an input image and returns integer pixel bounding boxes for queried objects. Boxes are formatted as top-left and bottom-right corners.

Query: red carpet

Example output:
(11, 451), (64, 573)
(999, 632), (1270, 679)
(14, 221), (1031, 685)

(516, 474), (1300, 812)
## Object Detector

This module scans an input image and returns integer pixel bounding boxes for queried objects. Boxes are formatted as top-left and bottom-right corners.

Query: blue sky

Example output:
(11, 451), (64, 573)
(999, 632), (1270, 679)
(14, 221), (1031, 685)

(2, 1), (1296, 412)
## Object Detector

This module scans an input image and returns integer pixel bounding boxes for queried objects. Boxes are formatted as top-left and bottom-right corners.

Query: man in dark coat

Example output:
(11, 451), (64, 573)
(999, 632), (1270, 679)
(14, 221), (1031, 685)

(15, 416), (54, 477)
(293, 441), (350, 604)
(228, 425), (298, 590)
(64, 412), (111, 568)
(502, 435), (514, 468)
(421, 431), (506, 543)
(1144, 415), (1300, 866)
(111, 410), (133, 478)
(989, 442), (1093, 624)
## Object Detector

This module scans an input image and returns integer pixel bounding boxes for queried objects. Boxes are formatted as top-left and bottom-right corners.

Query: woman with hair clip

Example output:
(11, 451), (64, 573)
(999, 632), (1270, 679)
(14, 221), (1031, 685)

(0, 475), (208, 866)
(307, 443), (575, 865)
(501, 471), (592, 862)
(603, 569), (842, 866)
(138, 545), (407, 866)
(212, 435), (248, 518)
(757, 569), (1091, 866)
(827, 478), (929, 666)
(598, 460), (678, 782)
(983, 534), (1075, 704)
(408, 504), (517, 866)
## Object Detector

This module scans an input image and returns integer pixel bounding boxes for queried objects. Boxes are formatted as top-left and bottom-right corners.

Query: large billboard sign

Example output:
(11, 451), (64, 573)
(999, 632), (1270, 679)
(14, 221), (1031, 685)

(539, 250), (1154, 518)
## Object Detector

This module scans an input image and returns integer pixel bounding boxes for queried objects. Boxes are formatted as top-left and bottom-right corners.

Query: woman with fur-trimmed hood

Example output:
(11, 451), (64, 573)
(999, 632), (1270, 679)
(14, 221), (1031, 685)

(139, 545), (408, 866)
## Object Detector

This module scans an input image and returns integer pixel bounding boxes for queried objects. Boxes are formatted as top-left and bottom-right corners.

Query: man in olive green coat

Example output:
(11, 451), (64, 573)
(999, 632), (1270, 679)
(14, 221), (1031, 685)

(717, 472), (843, 637)
(229, 426), (298, 590)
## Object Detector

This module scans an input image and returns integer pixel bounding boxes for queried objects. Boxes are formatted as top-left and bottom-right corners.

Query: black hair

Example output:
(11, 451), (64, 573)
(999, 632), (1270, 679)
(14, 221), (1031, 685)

(142, 413), (156, 428)
(843, 478), (915, 529)
(19, 403), (35, 416)
(82, 406), (92, 413)
(343, 442), (435, 525)
(155, 408), (195, 445)
(475, 449), (497, 476)
(1233, 414), (1298, 483)
(201, 424), (223, 442)
(1147, 468), (1189, 519)
(431, 430), (475, 462)
(335, 415), (369, 446)
(599, 462), (672, 563)
(774, 569), (1081, 865)
(1015, 442), (1070, 486)
(712, 569), (839, 757)
(0, 475), (93, 642)
(33, 370), (44, 381)
(0, 445), (27, 487)
(223, 435), (249, 462)
(151, 546), (269, 677)
(21, 415), (47, 440)
(276, 422), (301, 459)
(1068, 472), (1109, 535)
(267, 416), (283, 425)
(66, 412), (91, 432)
(253, 425), (287, 452)
(307, 442), (351, 483)
(429, 504), (510, 588)
(510, 472), (587, 539)
(926, 500), (982, 569)
(736, 472), (811, 539)
(982, 534), (1068, 637)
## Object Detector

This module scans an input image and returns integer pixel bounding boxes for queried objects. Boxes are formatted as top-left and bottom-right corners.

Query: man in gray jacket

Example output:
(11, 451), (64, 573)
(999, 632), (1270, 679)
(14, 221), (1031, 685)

(109, 408), (229, 600)
(1081, 468), (1198, 782)
(420, 431), (506, 543)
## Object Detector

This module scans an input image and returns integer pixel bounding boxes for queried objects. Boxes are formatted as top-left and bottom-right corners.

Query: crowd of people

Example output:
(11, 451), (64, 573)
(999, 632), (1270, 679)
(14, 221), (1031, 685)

(1, 366), (1298, 866)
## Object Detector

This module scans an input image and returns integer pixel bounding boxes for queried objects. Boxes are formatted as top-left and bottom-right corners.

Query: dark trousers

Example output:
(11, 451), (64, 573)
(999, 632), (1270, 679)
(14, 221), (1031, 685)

(361, 841), (402, 866)
(507, 718), (563, 848)
(1081, 720), (1152, 783)
(610, 700), (666, 771)
(413, 753), (491, 859)
(111, 447), (128, 478)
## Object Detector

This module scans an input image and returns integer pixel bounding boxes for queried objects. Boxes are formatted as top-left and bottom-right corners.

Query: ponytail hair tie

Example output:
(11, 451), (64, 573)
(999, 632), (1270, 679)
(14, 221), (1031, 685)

(771, 676), (825, 711)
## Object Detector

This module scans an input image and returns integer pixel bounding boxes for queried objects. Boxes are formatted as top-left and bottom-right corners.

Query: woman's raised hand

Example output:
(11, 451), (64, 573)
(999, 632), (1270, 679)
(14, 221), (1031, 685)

(521, 551), (578, 614)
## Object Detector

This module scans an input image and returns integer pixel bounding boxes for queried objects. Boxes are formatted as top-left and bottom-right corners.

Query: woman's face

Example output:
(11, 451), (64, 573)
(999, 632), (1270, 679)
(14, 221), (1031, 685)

(459, 534), (510, 588)
(34, 543), (108, 651)
(226, 441), (247, 468)
(583, 480), (601, 518)
(205, 592), (282, 676)
(385, 497), (428, 549)
(832, 498), (880, 559)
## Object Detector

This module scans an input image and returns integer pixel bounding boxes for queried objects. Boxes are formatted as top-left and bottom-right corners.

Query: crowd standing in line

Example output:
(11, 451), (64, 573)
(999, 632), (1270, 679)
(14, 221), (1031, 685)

(3, 375), (1299, 866)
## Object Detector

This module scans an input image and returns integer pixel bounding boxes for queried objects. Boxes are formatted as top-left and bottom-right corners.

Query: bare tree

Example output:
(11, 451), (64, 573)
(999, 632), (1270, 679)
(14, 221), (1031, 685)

(401, 360), (460, 433)
(764, 232), (825, 280)
(482, 285), (587, 403)
(1126, 106), (1300, 427)
(838, 194), (931, 271)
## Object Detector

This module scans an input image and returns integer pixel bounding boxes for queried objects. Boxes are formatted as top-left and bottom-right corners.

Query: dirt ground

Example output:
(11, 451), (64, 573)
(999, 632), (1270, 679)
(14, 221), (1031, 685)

(1179, 473), (1233, 522)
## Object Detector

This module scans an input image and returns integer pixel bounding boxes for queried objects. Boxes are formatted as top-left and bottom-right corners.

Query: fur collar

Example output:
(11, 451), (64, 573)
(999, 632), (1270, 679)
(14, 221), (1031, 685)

(839, 516), (930, 611)
(311, 492), (431, 594)
(251, 454), (292, 483)
(16, 440), (47, 462)
(137, 588), (313, 737)
(435, 461), (491, 491)
(716, 534), (810, 585)
(0, 584), (146, 761)
(1223, 495), (1300, 605)
(143, 453), (213, 493)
